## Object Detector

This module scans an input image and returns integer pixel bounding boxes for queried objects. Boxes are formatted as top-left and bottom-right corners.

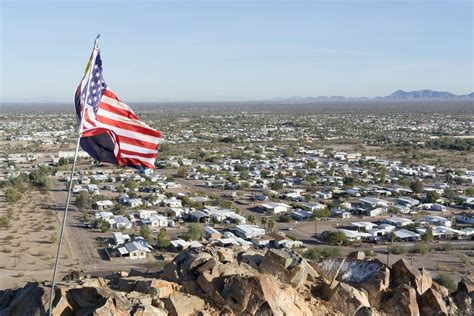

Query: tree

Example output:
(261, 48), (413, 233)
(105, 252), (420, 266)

(112, 203), (127, 216)
(97, 219), (110, 232)
(426, 191), (439, 203)
(140, 225), (154, 244)
(271, 181), (283, 191)
(177, 167), (188, 178)
(75, 191), (92, 210)
(388, 231), (397, 243)
(410, 179), (424, 194)
(185, 223), (204, 241)
(5, 187), (22, 204)
(326, 231), (349, 246)
(421, 227), (433, 243)
(261, 170), (271, 178)
(247, 215), (256, 225)
(465, 187), (474, 196)
(443, 188), (456, 200)
(266, 218), (276, 233)
(398, 177), (410, 187)
(156, 227), (170, 249)
(125, 180), (138, 192)
(312, 208), (331, 218)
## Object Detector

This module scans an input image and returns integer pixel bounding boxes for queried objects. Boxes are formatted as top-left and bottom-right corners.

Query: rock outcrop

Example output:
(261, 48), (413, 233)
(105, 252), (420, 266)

(0, 246), (470, 316)
(391, 258), (432, 295)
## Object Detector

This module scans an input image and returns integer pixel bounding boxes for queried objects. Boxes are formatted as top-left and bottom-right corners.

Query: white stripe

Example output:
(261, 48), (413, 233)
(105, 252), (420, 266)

(120, 142), (158, 154)
(85, 109), (160, 144)
(96, 107), (154, 130)
(101, 94), (133, 112)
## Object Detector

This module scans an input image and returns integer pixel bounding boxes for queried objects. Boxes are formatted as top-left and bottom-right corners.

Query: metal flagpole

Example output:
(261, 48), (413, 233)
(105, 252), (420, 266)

(48, 34), (100, 315)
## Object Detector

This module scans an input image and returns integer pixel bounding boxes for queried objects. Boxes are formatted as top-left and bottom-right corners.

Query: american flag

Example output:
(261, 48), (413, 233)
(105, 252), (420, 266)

(75, 41), (161, 170)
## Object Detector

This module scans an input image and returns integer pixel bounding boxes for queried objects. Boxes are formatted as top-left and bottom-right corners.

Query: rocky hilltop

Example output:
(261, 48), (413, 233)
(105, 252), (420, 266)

(0, 246), (472, 315)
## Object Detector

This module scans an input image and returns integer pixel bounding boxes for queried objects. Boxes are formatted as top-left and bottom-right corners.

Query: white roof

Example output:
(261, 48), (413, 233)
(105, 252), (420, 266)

(351, 221), (378, 229)
(338, 229), (371, 238)
(204, 226), (221, 235)
(236, 224), (265, 234)
(385, 217), (413, 224)
(124, 241), (151, 253)
(261, 202), (291, 209)
(394, 229), (419, 239)
(170, 239), (189, 248)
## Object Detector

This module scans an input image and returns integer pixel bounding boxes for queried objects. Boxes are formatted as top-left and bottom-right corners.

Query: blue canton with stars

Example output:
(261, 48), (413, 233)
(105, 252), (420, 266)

(82, 52), (107, 113)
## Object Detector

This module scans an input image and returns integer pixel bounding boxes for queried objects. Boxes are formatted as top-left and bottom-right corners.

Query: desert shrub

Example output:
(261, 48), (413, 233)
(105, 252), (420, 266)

(185, 223), (204, 241)
(434, 273), (457, 292)
(390, 245), (407, 254)
(5, 187), (22, 203)
(411, 242), (430, 254)
(325, 231), (350, 246)
(0, 216), (10, 229)
(302, 247), (342, 260)
(438, 242), (453, 252)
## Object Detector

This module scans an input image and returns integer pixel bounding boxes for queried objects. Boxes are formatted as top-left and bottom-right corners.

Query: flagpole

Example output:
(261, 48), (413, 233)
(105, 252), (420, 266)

(48, 34), (100, 316)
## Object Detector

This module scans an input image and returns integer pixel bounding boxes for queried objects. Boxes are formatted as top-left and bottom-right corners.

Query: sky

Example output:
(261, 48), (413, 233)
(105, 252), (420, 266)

(1, 0), (473, 102)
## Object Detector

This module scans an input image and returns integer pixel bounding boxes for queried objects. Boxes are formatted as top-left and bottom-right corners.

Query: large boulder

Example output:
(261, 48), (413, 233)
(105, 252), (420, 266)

(258, 248), (313, 288)
(0, 282), (53, 316)
(359, 266), (390, 309)
(320, 280), (370, 315)
(135, 279), (179, 299)
(217, 248), (234, 263)
(221, 274), (313, 315)
(66, 286), (131, 315)
(348, 251), (366, 261)
(391, 259), (432, 295)
(164, 292), (205, 316)
(454, 275), (474, 313)
(419, 288), (448, 316)
(381, 285), (419, 316)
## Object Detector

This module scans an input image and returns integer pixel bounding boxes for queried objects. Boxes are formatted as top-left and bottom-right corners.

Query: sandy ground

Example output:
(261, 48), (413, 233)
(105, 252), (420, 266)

(0, 188), (79, 290)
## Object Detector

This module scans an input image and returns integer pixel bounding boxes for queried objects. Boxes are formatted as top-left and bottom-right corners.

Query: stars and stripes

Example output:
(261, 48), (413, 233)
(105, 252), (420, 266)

(75, 41), (161, 170)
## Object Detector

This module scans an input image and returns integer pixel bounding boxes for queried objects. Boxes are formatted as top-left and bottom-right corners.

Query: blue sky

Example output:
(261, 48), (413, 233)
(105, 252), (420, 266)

(1, 0), (472, 102)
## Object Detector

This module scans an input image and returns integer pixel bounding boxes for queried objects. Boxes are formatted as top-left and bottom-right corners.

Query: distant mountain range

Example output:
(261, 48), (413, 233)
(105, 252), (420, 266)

(382, 90), (474, 100)
(279, 90), (474, 102)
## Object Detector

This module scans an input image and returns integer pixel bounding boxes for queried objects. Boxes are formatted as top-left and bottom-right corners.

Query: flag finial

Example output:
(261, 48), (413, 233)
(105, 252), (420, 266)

(94, 34), (100, 49)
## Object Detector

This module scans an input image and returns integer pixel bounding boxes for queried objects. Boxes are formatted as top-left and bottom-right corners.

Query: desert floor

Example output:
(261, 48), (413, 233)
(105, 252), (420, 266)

(0, 187), (78, 289)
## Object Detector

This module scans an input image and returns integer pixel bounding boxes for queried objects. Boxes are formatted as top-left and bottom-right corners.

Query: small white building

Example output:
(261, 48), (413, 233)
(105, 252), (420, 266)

(113, 232), (130, 245)
(394, 229), (420, 241)
(260, 202), (291, 214)
(118, 241), (150, 259)
(456, 212), (474, 224)
(147, 214), (168, 228)
(164, 197), (182, 208)
(384, 217), (413, 228)
(235, 224), (266, 239)
(94, 200), (114, 210)
(126, 198), (143, 208)
(108, 215), (132, 230)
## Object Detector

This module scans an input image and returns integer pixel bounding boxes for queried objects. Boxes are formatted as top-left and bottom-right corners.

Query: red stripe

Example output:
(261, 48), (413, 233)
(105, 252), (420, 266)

(95, 114), (161, 138)
(120, 149), (158, 159)
(118, 157), (155, 169)
(84, 108), (97, 128)
(99, 101), (138, 120)
(118, 135), (159, 150)
(103, 89), (121, 100)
